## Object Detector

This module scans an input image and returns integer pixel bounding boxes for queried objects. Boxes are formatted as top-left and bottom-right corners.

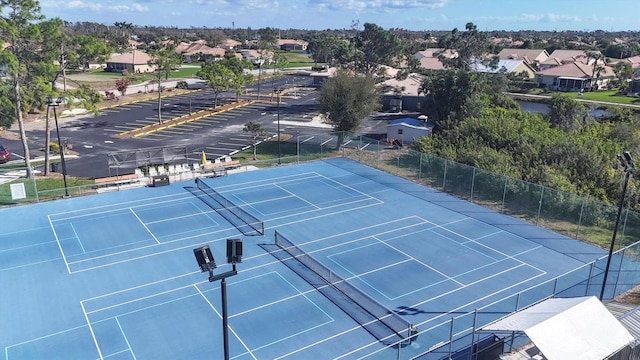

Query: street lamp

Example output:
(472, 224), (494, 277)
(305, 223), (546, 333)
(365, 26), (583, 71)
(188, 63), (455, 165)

(600, 151), (634, 301)
(273, 88), (281, 165)
(46, 96), (69, 197)
(193, 239), (242, 360)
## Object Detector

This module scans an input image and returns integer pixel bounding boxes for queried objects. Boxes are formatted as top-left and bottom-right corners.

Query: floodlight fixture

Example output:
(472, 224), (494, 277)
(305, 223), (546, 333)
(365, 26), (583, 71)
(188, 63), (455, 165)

(193, 245), (216, 272)
(226, 239), (243, 264)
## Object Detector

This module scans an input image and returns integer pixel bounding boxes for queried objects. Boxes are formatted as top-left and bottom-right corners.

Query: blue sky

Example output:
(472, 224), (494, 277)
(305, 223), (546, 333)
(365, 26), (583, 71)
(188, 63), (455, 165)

(40, 0), (639, 32)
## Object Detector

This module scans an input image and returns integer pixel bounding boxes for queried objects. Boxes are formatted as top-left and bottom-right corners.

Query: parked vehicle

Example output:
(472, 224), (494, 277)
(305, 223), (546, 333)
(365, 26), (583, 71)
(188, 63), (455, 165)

(0, 145), (10, 163)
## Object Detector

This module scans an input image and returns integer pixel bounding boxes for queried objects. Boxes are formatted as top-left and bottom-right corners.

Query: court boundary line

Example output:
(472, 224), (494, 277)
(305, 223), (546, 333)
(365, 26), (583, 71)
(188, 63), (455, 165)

(129, 208), (160, 245)
(114, 317), (136, 360)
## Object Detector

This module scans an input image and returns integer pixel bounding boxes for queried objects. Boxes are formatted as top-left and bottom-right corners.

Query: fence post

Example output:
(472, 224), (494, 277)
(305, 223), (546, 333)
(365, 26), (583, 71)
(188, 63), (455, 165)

(613, 247), (627, 297)
(536, 186), (545, 225)
(586, 262), (595, 296)
(502, 175), (508, 209)
(470, 167), (476, 202)
(576, 199), (585, 240)
(448, 317), (455, 359)
(443, 159), (448, 190)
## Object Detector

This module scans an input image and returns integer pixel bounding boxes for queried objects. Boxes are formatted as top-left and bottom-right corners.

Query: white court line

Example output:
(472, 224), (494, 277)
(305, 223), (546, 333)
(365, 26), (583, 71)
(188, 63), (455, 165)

(130, 208), (160, 244)
(48, 215), (71, 274)
(49, 192), (192, 220)
(274, 184), (320, 209)
(115, 317), (137, 360)
(4, 324), (90, 358)
(194, 285), (257, 360)
(70, 223), (86, 253)
(81, 300), (105, 360)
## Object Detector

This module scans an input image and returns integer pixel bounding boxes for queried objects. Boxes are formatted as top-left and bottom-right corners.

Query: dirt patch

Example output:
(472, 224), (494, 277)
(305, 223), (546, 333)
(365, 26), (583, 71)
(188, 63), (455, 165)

(615, 284), (640, 304)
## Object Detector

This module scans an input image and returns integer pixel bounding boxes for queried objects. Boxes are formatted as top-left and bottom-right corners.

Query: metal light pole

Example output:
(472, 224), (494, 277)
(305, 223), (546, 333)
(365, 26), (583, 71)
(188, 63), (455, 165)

(600, 151), (634, 301)
(46, 96), (69, 197)
(274, 88), (281, 165)
(193, 240), (242, 360)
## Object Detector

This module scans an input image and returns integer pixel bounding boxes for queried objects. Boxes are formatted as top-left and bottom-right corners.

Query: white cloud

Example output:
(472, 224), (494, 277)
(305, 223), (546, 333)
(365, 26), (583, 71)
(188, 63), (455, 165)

(315, 0), (449, 11)
(545, 13), (582, 23)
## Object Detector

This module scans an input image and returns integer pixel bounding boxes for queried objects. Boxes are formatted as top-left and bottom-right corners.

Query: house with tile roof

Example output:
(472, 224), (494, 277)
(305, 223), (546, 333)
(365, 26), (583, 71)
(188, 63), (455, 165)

(106, 50), (155, 73)
(539, 49), (601, 70)
(497, 48), (549, 67)
(413, 48), (457, 71)
(535, 61), (616, 91)
(471, 59), (536, 79)
(277, 39), (308, 51)
(220, 39), (241, 50)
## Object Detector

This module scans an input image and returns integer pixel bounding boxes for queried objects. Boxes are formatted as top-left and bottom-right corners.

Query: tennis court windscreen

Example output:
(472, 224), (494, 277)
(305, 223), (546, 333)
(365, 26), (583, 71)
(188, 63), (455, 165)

(274, 230), (416, 344)
(192, 178), (264, 236)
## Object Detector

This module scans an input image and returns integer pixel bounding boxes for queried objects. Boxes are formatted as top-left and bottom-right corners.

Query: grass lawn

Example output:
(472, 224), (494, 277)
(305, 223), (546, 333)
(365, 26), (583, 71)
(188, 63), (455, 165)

(565, 90), (640, 105)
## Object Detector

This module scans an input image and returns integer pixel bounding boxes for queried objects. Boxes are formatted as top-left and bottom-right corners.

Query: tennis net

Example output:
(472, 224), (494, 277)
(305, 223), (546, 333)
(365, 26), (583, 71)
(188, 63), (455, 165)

(274, 230), (416, 345)
(192, 178), (264, 236)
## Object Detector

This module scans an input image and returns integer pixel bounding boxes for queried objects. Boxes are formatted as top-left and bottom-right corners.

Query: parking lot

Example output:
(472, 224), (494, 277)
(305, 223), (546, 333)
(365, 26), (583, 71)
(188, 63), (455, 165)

(3, 75), (355, 178)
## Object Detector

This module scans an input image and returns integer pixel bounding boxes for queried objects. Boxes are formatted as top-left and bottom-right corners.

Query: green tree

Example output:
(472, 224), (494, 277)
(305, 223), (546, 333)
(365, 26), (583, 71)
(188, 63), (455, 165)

(72, 34), (112, 72)
(353, 23), (402, 74)
(612, 61), (633, 92)
(317, 70), (380, 146)
(148, 45), (181, 124)
(419, 69), (476, 124)
(197, 61), (234, 108)
(0, 0), (50, 177)
(243, 121), (267, 160)
(547, 94), (585, 132)
(439, 22), (491, 71)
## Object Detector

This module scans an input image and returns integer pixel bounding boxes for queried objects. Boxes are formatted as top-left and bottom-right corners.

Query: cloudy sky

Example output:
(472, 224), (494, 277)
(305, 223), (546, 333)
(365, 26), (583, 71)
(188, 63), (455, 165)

(40, 0), (639, 31)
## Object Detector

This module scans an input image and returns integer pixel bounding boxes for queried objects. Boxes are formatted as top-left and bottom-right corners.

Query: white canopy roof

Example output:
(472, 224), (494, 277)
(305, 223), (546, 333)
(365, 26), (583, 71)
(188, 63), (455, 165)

(482, 296), (635, 360)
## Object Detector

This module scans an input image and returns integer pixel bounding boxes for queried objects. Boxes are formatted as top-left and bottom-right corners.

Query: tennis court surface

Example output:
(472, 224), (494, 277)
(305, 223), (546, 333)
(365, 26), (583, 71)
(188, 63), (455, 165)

(0, 157), (631, 359)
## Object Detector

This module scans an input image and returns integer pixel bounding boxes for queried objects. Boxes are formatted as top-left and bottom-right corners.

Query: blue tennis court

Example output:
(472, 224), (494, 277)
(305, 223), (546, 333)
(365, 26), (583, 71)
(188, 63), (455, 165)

(0, 157), (623, 359)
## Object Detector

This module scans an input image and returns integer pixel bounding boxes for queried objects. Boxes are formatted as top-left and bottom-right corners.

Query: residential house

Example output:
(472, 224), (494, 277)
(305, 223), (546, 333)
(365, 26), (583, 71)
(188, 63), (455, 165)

(497, 48), (549, 68)
(378, 73), (425, 112)
(621, 55), (640, 77)
(175, 41), (226, 62)
(471, 59), (537, 79)
(105, 50), (154, 73)
(539, 49), (600, 70)
(536, 61), (616, 91)
(220, 39), (241, 50)
(386, 118), (433, 145)
(413, 48), (457, 71)
(239, 49), (273, 66)
(277, 39), (308, 51)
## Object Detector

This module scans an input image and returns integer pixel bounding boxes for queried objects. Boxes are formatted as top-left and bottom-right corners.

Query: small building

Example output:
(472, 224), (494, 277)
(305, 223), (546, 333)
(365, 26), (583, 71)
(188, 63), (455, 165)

(386, 117), (433, 145)
(105, 50), (154, 73)
(536, 61), (616, 91)
(309, 67), (337, 86)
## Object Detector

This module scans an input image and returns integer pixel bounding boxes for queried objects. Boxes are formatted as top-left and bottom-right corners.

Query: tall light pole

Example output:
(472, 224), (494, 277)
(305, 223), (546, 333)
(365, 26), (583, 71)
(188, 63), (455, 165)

(600, 151), (634, 301)
(193, 239), (242, 360)
(274, 88), (281, 165)
(46, 96), (69, 198)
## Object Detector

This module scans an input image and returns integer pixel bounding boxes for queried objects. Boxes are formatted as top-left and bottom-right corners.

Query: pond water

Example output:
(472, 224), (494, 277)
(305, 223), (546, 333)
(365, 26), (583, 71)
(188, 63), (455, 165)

(517, 100), (607, 117)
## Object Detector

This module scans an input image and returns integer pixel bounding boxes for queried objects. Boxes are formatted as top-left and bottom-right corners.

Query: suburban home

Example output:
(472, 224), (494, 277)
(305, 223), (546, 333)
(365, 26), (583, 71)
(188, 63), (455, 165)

(497, 48), (549, 67)
(105, 50), (154, 73)
(183, 45), (226, 63)
(536, 61), (616, 91)
(277, 39), (308, 51)
(220, 39), (241, 50)
(621, 55), (640, 77)
(413, 48), (456, 70)
(239, 49), (273, 66)
(386, 118), (433, 145)
(539, 49), (600, 70)
(378, 73), (425, 112)
(309, 67), (337, 86)
(471, 59), (536, 79)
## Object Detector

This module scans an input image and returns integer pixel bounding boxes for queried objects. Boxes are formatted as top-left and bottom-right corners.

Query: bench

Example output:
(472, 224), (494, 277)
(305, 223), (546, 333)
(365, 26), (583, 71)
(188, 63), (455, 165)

(201, 160), (241, 177)
(94, 174), (143, 188)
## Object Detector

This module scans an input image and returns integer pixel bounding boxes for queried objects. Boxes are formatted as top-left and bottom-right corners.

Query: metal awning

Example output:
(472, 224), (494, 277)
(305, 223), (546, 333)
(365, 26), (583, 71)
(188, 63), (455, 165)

(481, 297), (635, 360)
